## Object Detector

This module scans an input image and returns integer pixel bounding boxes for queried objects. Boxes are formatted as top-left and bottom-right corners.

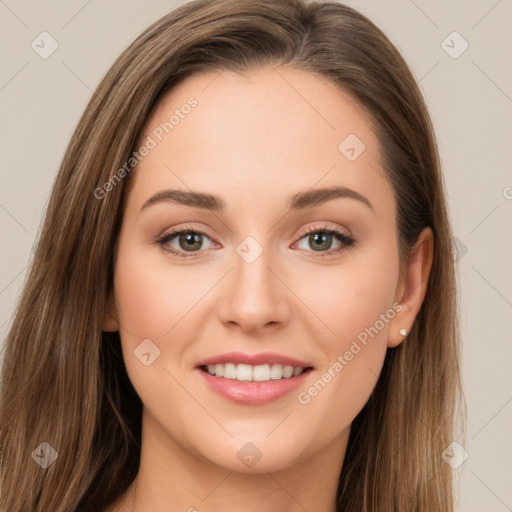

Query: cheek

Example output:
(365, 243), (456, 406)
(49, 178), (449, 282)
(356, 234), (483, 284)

(112, 244), (202, 415)
(112, 241), (225, 398)
(300, 247), (399, 348)
(292, 247), (398, 429)
(114, 245), (202, 340)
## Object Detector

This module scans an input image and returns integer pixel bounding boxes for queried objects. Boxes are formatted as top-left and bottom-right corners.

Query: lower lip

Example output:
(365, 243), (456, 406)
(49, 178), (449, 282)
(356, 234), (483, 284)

(195, 368), (312, 405)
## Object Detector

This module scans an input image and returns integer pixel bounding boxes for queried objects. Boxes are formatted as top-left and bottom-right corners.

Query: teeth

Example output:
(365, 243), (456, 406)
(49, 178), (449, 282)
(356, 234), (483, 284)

(203, 363), (307, 381)
(282, 365), (294, 378)
(224, 363), (236, 379)
(270, 364), (282, 380)
(236, 364), (252, 381)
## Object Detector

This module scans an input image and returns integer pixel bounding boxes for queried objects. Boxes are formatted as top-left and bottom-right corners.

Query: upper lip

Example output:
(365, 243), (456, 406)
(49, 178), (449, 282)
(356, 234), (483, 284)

(195, 351), (313, 369)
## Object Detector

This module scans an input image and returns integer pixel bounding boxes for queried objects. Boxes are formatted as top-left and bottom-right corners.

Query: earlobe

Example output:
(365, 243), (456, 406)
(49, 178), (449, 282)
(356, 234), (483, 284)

(102, 290), (120, 332)
(388, 227), (434, 348)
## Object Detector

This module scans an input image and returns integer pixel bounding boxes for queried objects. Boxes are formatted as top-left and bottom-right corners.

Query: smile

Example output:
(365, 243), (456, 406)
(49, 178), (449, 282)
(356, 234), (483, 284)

(200, 363), (310, 381)
(194, 351), (314, 405)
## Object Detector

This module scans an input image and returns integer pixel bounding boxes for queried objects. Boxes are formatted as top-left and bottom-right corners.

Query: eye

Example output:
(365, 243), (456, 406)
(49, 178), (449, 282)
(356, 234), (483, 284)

(294, 225), (355, 256)
(157, 224), (215, 258)
(157, 223), (355, 259)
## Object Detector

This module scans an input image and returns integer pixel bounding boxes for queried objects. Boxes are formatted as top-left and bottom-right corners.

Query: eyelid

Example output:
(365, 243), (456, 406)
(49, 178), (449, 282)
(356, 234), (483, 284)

(296, 223), (352, 239)
(157, 224), (217, 248)
(157, 222), (355, 257)
(292, 223), (355, 256)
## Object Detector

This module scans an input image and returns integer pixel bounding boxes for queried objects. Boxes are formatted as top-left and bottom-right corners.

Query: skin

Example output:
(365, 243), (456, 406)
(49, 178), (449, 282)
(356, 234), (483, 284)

(103, 65), (433, 512)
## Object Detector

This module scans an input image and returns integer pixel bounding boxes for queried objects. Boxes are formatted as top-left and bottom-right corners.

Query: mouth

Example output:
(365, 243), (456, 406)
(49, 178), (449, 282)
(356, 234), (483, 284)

(194, 353), (314, 405)
(198, 363), (313, 382)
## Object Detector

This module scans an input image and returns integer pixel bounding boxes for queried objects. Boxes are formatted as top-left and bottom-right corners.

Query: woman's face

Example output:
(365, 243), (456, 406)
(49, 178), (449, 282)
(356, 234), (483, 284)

(108, 65), (411, 472)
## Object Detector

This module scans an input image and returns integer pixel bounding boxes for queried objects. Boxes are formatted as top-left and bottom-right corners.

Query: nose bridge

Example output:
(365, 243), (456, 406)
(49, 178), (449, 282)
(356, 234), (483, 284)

(219, 234), (288, 331)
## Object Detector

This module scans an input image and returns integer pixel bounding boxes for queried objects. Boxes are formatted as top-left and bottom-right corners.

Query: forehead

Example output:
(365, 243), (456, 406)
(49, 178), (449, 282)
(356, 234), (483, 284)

(126, 65), (392, 216)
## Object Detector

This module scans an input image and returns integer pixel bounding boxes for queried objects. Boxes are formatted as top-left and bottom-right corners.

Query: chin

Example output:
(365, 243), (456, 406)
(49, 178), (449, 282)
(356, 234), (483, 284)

(198, 435), (306, 474)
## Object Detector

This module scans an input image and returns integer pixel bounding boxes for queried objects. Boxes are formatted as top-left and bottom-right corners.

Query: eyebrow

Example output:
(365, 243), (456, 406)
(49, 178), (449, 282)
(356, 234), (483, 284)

(140, 186), (374, 212)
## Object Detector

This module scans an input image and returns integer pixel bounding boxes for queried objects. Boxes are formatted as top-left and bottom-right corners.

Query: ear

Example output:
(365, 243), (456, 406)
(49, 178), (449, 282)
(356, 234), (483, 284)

(102, 288), (120, 332)
(388, 227), (434, 348)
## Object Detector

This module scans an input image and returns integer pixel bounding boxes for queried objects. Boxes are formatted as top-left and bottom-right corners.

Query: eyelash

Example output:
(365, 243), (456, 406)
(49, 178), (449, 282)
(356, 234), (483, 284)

(156, 223), (355, 259)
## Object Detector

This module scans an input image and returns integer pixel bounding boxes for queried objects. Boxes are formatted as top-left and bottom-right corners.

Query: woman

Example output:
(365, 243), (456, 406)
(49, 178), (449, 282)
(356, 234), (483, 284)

(0, 0), (465, 511)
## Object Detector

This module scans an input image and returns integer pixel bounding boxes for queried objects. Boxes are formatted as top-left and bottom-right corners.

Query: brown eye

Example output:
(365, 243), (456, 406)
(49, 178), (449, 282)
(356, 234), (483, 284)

(176, 232), (204, 252)
(157, 228), (215, 257)
(295, 226), (355, 256)
(306, 232), (335, 252)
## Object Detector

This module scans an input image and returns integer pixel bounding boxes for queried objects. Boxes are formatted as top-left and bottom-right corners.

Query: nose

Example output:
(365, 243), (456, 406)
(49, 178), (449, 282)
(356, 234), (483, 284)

(217, 243), (290, 334)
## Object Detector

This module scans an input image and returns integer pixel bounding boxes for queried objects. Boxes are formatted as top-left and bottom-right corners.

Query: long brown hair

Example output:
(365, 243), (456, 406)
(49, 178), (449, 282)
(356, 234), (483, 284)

(0, 1), (465, 510)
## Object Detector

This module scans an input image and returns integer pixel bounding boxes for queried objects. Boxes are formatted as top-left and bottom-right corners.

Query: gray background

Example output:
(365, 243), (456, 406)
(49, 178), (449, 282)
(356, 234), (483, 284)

(1, 1), (511, 510)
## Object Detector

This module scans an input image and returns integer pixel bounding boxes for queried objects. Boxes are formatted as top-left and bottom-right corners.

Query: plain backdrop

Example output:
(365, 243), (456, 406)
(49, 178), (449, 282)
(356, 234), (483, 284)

(1, 1), (511, 510)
